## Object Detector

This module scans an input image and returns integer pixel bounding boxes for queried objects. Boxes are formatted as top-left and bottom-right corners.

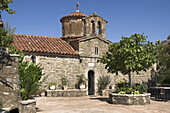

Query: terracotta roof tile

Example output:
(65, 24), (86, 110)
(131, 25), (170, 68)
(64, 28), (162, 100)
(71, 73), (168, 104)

(12, 34), (79, 55)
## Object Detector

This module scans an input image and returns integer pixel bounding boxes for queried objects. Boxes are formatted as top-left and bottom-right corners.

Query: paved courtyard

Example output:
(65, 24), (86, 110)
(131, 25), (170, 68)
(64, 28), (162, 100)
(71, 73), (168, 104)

(36, 96), (170, 113)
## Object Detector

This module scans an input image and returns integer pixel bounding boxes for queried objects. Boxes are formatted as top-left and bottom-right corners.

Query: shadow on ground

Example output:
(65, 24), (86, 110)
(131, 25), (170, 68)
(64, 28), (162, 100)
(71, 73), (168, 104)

(89, 97), (112, 104)
(36, 108), (44, 112)
(150, 97), (170, 102)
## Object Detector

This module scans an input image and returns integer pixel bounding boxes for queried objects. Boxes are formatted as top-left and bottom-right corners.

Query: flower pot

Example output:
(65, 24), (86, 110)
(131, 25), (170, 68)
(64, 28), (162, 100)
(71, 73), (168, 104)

(79, 84), (86, 90)
(41, 92), (45, 97)
(49, 85), (56, 90)
(62, 85), (67, 90)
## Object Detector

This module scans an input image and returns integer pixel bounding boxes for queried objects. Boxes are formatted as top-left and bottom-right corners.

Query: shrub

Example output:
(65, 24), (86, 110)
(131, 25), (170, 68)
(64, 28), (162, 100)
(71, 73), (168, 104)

(98, 75), (111, 90)
(61, 76), (69, 86)
(20, 61), (43, 100)
(113, 80), (148, 94)
(77, 74), (86, 85)
(0, 22), (15, 48)
(49, 82), (56, 86)
(0, 101), (2, 108)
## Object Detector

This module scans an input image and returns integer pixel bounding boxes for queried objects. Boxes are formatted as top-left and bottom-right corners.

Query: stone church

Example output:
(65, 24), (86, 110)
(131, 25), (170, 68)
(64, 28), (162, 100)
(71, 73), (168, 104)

(10, 6), (152, 95)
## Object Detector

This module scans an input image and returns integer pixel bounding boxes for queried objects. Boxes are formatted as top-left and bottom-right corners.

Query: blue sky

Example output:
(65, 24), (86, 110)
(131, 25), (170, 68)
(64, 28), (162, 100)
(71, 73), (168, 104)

(2, 0), (170, 43)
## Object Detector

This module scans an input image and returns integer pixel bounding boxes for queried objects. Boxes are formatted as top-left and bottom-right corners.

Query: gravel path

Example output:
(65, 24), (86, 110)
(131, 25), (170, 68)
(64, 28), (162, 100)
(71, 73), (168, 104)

(36, 96), (170, 113)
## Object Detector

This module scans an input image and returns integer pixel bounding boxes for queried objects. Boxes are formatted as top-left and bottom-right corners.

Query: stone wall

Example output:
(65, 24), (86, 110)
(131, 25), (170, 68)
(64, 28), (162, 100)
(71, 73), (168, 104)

(36, 55), (81, 89)
(20, 100), (36, 113)
(0, 54), (20, 110)
(109, 93), (151, 105)
(22, 52), (155, 96)
(79, 37), (109, 58)
(46, 89), (87, 97)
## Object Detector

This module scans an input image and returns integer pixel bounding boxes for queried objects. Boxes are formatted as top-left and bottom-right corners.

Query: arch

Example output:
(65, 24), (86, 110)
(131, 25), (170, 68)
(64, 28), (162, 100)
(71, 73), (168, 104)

(97, 21), (102, 35)
(88, 70), (95, 95)
(90, 20), (95, 35)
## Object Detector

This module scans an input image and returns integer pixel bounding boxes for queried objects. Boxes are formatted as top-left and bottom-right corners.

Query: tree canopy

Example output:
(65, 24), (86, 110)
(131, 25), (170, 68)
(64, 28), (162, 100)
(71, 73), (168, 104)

(101, 33), (162, 86)
(157, 37), (170, 84)
(0, 0), (15, 15)
(0, 21), (15, 47)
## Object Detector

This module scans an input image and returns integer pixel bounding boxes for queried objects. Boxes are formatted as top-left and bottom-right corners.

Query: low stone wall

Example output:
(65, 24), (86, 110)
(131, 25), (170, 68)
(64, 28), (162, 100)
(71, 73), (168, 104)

(46, 89), (87, 97)
(20, 99), (36, 113)
(0, 54), (20, 110)
(109, 93), (151, 105)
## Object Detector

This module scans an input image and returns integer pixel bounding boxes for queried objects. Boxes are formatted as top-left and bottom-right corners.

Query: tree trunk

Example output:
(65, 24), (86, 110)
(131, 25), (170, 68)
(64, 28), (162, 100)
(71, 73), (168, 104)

(129, 70), (132, 87)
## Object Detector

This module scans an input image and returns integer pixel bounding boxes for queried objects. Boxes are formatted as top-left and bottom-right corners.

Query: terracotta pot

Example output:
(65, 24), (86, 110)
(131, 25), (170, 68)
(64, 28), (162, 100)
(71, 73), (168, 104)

(41, 92), (45, 97)
(49, 85), (56, 90)
(62, 85), (67, 90)
(79, 84), (86, 90)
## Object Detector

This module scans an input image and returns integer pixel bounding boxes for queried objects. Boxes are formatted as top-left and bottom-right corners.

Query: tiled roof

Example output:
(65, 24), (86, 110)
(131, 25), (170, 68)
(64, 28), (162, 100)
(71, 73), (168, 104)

(67, 11), (88, 17)
(60, 11), (88, 22)
(12, 34), (79, 55)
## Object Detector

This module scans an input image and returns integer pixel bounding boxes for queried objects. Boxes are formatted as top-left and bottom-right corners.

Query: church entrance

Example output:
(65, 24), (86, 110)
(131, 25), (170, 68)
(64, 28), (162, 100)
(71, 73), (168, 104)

(88, 70), (94, 95)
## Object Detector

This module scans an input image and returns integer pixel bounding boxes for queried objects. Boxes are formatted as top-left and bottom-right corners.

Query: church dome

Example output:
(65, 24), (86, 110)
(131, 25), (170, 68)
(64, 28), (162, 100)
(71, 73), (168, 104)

(60, 10), (88, 22)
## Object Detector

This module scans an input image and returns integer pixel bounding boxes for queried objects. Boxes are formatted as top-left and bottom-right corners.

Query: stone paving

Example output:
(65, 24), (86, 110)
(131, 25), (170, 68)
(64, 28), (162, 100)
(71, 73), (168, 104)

(36, 96), (170, 113)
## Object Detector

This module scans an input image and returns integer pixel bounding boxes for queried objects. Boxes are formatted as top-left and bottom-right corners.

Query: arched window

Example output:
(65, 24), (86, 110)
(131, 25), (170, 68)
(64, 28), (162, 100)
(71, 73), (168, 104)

(97, 21), (101, 35)
(91, 20), (95, 35)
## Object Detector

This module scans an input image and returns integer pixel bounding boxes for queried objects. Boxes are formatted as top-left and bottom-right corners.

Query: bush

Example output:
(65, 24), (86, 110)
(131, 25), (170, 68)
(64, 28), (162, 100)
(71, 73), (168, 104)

(20, 61), (43, 100)
(113, 80), (148, 94)
(157, 69), (170, 85)
(49, 82), (56, 86)
(0, 101), (2, 108)
(77, 74), (86, 85)
(0, 22), (15, 48)
(98, 75), (111, 90)
(61, 76), (69, 86)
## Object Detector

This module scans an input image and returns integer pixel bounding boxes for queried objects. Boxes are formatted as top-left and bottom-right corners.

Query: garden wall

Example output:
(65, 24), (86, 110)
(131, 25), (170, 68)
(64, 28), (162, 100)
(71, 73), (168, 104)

(46, 89), (87, 97)
(0, 53), (20, 110)
(109, 93), (151, 105)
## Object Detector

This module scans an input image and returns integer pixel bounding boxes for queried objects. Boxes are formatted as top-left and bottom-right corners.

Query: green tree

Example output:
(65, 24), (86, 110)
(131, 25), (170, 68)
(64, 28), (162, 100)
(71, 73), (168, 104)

(0, 0), (15, 16)
(0, 22), (15, 48)
(167, 35), (170, 40)
(157, 37), (170, 84)
(101, 33), (162, 86)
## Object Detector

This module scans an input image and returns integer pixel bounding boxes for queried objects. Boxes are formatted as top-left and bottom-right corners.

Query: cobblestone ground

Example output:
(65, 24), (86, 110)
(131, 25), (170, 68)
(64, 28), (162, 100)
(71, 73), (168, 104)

(36, 96), (170, 113)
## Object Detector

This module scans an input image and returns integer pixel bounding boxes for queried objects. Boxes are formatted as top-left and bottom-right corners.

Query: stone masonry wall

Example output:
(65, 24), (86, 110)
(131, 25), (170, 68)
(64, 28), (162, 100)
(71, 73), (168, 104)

(23, 34), (155, 96)
(0, 54), (20, 110)
(28, 53), (154, 95)
(36, 56), (81, 89)
(79, 38), (108, 58)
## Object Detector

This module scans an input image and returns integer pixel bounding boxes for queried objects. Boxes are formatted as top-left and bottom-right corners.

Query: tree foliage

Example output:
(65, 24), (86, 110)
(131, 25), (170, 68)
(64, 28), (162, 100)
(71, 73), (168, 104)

(101, 33), (162, 86)
(0, 0), (15, 15)
(0, 22), (15, 47)
(157, 39), (170, 84)
(167, 35), (170, 40)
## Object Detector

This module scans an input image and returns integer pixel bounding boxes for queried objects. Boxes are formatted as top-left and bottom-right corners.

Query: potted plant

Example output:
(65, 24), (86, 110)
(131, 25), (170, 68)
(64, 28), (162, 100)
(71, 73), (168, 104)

(49, 82), (56, 90)
(61, 76), (69, 90)
(40, 89), (46, 97)
(97, 75), (111, 96)
(77, 74), (86, 90)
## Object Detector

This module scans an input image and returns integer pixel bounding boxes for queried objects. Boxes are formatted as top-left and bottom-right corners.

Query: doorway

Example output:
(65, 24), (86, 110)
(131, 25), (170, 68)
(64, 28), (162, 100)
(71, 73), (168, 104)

(88, 70), (94, 95)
